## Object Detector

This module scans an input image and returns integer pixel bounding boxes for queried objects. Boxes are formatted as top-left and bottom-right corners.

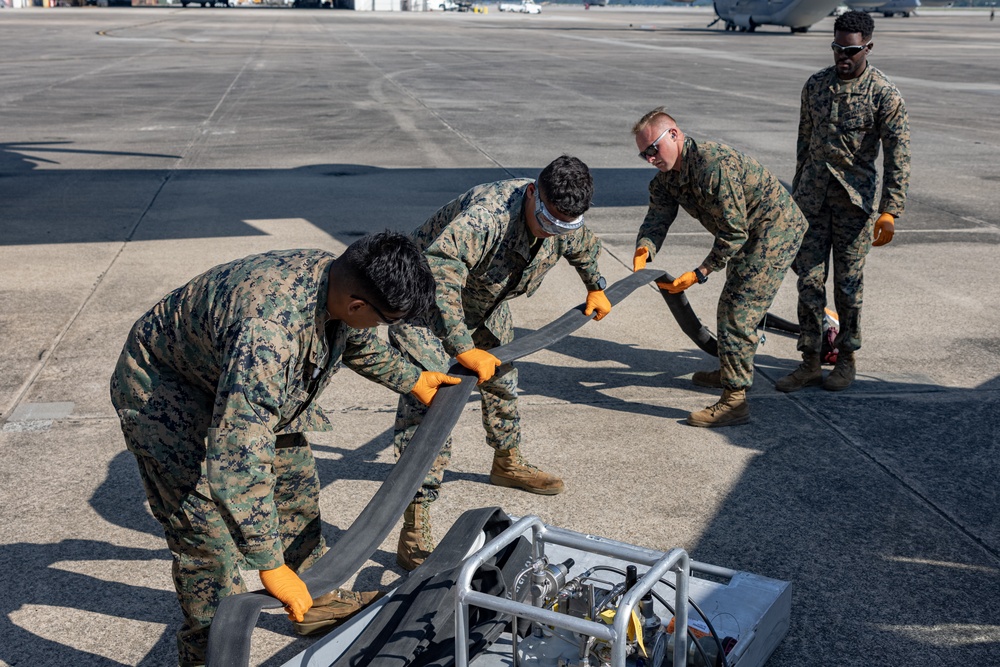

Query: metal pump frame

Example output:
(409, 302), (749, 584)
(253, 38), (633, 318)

(455, 515), (692, 667)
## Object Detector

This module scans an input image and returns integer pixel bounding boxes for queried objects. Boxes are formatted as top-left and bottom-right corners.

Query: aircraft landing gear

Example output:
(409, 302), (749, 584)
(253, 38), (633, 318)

(790, 25), (809, 33)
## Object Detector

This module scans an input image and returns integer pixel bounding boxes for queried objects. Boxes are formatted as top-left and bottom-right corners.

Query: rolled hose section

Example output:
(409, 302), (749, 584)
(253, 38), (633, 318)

(655, 272), (719, 357)
(655, 273), (802, 354)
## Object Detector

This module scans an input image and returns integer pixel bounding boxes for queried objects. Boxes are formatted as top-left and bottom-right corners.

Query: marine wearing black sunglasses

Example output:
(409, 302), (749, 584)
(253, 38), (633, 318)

(831, 40), (872, 58)
(782, 8), (910, 394)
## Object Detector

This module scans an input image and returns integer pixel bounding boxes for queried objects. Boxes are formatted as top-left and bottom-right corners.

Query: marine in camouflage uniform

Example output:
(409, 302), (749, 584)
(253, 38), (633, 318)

(109, 236), (451, 666)
(632, 109), (806, 427)
(390, 156), (612, 569)
(783, 9), (910, 392)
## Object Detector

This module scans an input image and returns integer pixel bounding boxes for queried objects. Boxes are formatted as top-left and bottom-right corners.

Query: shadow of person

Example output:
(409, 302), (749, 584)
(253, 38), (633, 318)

(0, 539), (177, 666)
(514, 331), (732, 416)
(89, 451), (164, 539)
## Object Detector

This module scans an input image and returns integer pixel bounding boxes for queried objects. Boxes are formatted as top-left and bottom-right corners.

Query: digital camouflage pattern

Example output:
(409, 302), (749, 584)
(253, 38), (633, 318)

(792, 65), (910, 218)
(407, 179), (604, 355)
(793, 183), (871, 355)
(791, 65), (910, 357)
(390, 322), (517, 501)
(636, 138), (807, 389)
(391, 179), (604, 499)
(109, 249), (421, 665)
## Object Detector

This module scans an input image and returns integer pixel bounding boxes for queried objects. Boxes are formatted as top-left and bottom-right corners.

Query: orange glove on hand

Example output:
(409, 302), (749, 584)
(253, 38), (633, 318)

(632, 247), (649, 272)
(661, 271), (699, 294)
(260, 564), (312, 622)
(456, 348), (502, 384)
(873, 213), (895, 247)
(584, 290), (612, 321)
(411, 371), (462, 406)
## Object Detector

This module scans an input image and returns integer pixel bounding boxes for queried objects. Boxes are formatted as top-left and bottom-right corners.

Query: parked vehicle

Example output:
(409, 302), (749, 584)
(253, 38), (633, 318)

(498, 0), (540, 12)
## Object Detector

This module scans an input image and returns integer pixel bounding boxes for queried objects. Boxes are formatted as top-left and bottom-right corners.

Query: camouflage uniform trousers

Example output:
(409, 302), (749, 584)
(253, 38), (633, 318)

(717, 213), (807, 390)
(389, 318), (519, 504)
(110, 338), (325, 667)
(793, 181), (874, 356)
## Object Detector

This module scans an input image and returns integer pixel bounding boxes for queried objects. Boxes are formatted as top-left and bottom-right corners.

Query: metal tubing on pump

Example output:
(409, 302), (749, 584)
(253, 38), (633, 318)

(453, 516), (692, 667)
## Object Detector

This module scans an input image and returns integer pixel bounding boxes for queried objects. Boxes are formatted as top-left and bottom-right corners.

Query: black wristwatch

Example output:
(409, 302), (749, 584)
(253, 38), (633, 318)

(590, 276), (607, 291)
(694, 268), (708, 284)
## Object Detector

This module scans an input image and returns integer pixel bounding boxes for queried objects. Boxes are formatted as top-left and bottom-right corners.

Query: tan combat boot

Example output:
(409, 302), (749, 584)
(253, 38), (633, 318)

(691, 368), (723, 388)
(292, 589), (385, 636)
(775, 354), (822, 393)
(823, 351), (856, 391)
(686, 389), (750, 427)
(396, 499), (433, 572)
(490, 448), (565, 495)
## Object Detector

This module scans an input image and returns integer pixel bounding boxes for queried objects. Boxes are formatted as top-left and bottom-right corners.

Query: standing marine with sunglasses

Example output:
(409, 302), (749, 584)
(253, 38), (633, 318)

(109, 232), (461, 666)
(631, 108), (807, 428)
(781, 9), (910, 393)
(389, 155), (612, 570)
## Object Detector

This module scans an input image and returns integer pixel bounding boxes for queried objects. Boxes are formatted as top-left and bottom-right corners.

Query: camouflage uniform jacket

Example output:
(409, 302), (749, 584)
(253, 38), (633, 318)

(412, 179), (604, 355)
(636, 137), (801, 273)
(127, 249), (419, 560)
(792, 64), (910, 218)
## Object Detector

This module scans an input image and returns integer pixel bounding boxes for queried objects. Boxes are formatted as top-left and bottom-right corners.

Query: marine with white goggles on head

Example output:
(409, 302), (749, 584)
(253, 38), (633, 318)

(387, 155), (612, 571)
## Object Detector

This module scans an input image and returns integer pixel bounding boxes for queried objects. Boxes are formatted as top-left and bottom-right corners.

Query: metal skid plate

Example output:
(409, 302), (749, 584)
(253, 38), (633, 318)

(281, 518), (790, 667)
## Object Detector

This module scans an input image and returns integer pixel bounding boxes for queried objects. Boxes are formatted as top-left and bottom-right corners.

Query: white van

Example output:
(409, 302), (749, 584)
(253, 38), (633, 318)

(498, 0), (540, 12)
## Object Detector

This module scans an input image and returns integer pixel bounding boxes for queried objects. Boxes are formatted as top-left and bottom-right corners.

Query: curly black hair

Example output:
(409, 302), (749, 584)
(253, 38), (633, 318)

(537, 155), (594, 219)
(340, 230), (436, 322)
(834, 10), (874, 39)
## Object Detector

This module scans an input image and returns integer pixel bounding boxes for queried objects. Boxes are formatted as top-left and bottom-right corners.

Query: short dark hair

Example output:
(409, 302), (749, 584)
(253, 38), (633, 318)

(834, 10), (874, 40)
(340, 230), (436, 322)
(537, 155), (593, 219)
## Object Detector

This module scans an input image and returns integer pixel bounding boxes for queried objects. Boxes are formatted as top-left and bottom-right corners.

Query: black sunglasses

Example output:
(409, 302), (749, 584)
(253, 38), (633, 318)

(351, 294), (404, 325)
(831, 41), (871, 57)
(638, 127), (671, 161)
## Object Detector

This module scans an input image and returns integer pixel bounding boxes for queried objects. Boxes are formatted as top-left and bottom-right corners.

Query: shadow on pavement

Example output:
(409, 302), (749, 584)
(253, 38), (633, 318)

(1, 141), (653, 249)
(0, 539), (176, 667)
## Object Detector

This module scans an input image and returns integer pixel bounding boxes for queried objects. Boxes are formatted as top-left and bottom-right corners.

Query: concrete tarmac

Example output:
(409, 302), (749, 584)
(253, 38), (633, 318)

(1, 5), (998, 666)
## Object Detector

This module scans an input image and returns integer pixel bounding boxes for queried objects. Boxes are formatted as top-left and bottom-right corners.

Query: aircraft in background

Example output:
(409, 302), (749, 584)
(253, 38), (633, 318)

(706, 0), (845, 32)
(847, 0), (954, 17)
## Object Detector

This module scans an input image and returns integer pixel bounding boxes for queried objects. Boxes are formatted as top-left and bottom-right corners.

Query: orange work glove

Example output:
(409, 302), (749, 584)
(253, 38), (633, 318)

(456, 348), (502, 384)
(259, 564), (312, 622)
(872, 212), (895, 247)
(584, 290), (612, 321)
(411, 371), (462, 406)
(632, 247), (649, 272)
(658, 271), (699, 294)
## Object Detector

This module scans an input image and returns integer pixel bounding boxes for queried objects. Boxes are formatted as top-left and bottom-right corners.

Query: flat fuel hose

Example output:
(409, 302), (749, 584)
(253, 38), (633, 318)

(206, 268), (784, 666)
